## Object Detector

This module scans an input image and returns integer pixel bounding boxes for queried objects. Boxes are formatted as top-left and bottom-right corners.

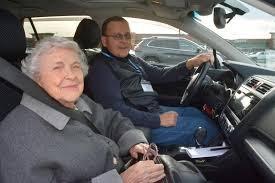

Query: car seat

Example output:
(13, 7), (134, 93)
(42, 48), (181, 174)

(73, 18), (101, 64)
(0, 8), (25, 121)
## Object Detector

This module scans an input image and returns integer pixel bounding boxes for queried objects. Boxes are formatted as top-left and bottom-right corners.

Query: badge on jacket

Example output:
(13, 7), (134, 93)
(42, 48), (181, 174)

(141, 79), (154, 92)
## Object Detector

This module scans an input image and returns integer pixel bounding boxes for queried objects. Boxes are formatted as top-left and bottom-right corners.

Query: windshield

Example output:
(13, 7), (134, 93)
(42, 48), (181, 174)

(199, 1), (275, 69)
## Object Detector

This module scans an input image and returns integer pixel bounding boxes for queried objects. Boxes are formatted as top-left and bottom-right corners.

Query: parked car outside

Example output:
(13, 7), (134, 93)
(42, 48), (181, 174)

(248, 49), (275, 68)
(249, 50), (275, 60)
(134, 36), (206, 65)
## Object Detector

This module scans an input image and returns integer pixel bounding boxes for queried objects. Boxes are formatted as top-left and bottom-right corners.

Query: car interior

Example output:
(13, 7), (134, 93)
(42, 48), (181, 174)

(1, 0), (275, 182)
(73, 18), (101, 63)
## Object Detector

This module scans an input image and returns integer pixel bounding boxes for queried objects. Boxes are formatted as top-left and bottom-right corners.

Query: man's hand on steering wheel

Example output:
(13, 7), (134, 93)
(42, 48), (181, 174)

(180, 53), (213, 106)
(186, 52), (214, 70)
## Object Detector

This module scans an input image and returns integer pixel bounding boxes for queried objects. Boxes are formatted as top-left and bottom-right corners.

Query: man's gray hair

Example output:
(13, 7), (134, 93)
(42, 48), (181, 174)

(21, 36), (88, 79)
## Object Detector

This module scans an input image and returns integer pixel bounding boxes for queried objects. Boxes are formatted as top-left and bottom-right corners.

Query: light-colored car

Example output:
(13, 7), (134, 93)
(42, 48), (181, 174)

(249, 50), (275, 68)
(249, 51), (266, 61)
(249, 50), (275, 60)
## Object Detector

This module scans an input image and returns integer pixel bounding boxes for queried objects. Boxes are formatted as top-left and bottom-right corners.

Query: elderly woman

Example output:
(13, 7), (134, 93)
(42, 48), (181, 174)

(0, 36), (165, 183)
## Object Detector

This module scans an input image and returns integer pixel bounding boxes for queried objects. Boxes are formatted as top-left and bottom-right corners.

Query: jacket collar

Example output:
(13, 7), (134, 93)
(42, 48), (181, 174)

(20, 93), (92, 130)
(101, 47), (131, 62)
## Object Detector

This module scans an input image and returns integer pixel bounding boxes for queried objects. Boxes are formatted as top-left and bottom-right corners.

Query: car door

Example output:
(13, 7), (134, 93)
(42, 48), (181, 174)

(162, 39), (183, 64)
(146, 39), (181, 65)
(178, 39), (202, 59)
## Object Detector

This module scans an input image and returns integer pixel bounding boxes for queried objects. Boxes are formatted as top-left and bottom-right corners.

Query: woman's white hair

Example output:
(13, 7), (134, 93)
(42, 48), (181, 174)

(21, 36), (88, 80)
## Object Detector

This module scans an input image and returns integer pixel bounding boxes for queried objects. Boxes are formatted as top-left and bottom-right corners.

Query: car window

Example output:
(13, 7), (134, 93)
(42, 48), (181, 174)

(24, 16), (90, 52)
(23, 16), (209, 66)
(128, 18), (207, 66)
(148, 39), (179, 49)
(178, 40), (199, 52)
(198, 3), (275, 70)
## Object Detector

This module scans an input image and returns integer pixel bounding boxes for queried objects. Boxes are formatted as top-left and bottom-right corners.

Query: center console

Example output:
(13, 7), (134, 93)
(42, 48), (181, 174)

(219, 76), (273, 137)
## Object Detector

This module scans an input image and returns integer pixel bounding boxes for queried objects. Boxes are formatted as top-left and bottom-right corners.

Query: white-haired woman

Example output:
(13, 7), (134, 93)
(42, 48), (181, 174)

(0, 36), (165, 183)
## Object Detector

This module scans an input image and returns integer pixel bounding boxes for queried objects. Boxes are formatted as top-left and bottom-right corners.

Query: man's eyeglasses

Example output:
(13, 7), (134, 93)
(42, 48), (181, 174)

(104, 33), (131, 41)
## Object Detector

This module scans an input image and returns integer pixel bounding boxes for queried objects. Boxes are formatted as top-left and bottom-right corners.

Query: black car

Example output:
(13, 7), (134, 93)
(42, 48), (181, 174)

(134, 36), (205, 65)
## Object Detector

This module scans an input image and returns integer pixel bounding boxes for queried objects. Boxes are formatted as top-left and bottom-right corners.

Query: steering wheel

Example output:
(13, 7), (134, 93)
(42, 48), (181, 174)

(180, 61), (210, 106)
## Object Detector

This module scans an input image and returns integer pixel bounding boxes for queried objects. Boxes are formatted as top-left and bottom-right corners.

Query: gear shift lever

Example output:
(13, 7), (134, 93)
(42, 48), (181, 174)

(194, 127), (207, 148)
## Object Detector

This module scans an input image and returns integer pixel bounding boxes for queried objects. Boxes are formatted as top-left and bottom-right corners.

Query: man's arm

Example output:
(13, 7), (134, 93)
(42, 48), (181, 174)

(85, 59), (161, 128)
(136, 57), (193, 84)
(135, 53), (213, 84)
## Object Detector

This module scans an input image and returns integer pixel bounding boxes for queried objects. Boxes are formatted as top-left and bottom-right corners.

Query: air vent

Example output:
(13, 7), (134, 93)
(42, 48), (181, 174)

(256, 83), (273, 95)
(246, 78), (259, 88)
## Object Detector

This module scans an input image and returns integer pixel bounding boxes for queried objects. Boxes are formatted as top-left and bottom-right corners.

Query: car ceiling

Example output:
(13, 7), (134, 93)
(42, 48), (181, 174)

(2, 0), (223, 23)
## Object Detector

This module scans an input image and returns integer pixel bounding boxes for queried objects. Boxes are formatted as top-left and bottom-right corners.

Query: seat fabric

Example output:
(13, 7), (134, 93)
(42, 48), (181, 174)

(73, 18), (101, 64)
(0, 9), (26, 121)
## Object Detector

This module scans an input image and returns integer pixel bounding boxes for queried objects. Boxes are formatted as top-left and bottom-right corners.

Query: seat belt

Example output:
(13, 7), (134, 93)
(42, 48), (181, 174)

(0, 57), (101, 134)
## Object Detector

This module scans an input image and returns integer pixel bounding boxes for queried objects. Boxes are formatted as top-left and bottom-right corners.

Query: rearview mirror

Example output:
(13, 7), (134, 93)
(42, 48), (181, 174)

(214, 7), (226, 29)
(213, 1), (249, 29)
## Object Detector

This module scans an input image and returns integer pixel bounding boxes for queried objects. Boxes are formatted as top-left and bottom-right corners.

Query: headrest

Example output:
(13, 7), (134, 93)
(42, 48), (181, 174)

(73, 18), (101, 49)
(0, 9), (26, 63)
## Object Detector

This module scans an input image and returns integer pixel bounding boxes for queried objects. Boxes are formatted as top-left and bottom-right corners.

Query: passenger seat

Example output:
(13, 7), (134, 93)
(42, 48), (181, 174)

(73, 18), (101, 64)
(0, 8), (25, 121)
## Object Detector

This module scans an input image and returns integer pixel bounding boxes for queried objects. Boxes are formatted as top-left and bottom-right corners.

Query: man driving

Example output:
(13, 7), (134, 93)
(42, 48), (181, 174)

(85, 16), (219, 146)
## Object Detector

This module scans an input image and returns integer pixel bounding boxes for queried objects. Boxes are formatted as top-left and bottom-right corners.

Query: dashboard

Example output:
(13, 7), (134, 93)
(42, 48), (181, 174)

(219, 76), (275, 137)
(217, 75), (275, 182)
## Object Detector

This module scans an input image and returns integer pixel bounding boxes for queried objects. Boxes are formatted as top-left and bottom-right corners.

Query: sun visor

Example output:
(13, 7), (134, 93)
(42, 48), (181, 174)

(153, 0), (224, 15)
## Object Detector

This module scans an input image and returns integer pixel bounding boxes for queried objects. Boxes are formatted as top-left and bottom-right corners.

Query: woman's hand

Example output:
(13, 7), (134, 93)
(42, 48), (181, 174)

(121, 160), (165, 183)
(129, 143), (149, 159)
